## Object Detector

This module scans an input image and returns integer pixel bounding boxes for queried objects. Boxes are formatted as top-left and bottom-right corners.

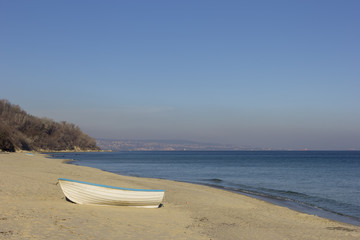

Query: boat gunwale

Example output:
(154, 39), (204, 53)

(58, 178), (165, 192)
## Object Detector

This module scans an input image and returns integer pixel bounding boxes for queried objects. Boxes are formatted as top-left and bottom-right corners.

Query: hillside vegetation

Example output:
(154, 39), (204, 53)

(0, 99), (99, 152)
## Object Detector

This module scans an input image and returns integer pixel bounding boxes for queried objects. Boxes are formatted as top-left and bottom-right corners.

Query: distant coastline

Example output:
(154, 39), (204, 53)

(96, 138), (267, 151)
(96, 139), (360, 152)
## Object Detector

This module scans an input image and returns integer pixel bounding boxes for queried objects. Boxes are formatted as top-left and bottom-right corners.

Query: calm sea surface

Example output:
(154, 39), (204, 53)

(53, 151), (360, 226)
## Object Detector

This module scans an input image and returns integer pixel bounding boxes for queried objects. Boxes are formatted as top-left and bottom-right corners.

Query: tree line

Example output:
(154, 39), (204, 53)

(0, 99), (99, 152)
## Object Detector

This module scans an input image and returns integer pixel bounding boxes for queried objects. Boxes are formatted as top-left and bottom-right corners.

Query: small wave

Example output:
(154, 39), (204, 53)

(203, 178), (223, 183)
(259, 187), (310, 198)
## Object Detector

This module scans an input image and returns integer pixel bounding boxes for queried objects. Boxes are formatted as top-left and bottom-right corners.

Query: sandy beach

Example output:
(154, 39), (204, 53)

(1, 153), (359, 240)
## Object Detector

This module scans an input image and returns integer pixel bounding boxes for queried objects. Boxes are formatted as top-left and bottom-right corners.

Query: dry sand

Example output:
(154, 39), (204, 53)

(1, 152), (359, 240)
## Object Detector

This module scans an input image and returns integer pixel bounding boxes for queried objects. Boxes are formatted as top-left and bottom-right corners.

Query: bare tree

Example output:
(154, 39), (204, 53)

(0, 99), (99, 152)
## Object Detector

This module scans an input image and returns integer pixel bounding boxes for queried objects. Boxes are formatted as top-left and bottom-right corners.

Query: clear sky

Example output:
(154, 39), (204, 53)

(1, 0), (359, 150)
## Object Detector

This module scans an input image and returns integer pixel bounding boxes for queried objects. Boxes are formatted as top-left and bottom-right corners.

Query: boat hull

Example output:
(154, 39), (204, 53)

(58, 178), (164, 208)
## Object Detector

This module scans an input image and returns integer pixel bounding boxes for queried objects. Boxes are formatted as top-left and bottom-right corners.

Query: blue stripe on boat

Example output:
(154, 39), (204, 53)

(58, 178), (164, 192)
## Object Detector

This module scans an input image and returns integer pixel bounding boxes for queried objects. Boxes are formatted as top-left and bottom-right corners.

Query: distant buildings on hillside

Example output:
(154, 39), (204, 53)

(96, 139), (257, 151)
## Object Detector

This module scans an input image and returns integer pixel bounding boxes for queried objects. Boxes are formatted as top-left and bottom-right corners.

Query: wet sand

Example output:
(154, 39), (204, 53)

(1, 152), (359, 239)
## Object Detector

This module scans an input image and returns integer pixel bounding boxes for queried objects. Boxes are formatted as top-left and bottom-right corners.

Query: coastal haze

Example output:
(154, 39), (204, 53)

(1, 1), (360, 150)
(96, 139), (256, 151)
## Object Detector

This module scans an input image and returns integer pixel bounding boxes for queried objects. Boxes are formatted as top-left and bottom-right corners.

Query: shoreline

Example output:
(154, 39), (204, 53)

(200, 182), (360, 227)
(64, 160), (360, 227)
(1, 152), (359, 239)
(58, 151), (360, 227)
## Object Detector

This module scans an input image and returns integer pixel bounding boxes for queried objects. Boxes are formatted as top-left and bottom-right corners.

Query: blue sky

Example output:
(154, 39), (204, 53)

(1, 0), (359, 150)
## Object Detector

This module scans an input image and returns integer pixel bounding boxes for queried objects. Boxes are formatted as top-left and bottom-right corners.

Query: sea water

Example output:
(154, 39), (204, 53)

(53, 151), (360, 226)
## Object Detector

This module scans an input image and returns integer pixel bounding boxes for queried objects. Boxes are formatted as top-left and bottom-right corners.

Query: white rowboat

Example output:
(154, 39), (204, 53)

(58, 178), (164, 208)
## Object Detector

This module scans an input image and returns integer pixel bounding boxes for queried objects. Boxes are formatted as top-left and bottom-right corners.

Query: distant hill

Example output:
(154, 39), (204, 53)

(96, 138), (255, 151)
(0, 99), (99, 152)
